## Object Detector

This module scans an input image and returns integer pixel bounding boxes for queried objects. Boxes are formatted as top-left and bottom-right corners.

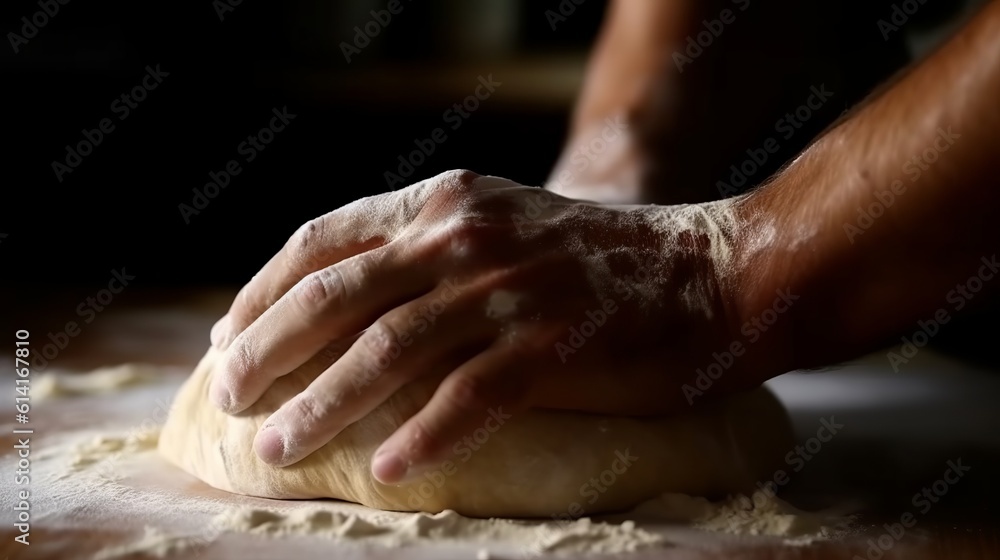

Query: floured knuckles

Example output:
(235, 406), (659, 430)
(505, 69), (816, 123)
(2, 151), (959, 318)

(285, 217), (330, 274)
(418, 169), (534, 219)
(418, 169), (483, 213)
(445, 216), (512, 264)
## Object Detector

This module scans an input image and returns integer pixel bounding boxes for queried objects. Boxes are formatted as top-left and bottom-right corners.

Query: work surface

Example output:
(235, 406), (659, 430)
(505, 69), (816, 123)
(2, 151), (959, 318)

(3, 291), (1000, 559)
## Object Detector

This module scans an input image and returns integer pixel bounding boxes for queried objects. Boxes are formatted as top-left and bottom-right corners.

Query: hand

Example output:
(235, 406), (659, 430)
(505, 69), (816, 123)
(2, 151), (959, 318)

(545, 113), (648, 204)
(208, 169), (776, 484)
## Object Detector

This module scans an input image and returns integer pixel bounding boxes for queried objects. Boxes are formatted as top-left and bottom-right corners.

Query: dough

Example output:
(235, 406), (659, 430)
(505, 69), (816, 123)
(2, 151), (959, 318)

(159, 345), (793, 518)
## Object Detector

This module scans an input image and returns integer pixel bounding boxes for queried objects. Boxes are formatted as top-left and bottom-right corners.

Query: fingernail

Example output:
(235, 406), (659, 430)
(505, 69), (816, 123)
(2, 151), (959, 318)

(209, 381), (233, 412)
(254, 425), (289, 466)
(210, 315), (233, 350)
(371, 449), (410, 484)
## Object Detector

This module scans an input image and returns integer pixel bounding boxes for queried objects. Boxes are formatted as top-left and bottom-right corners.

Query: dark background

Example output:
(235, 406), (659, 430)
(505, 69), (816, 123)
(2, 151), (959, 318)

(4, 1), (1000, 539)
(2, 0), (606, 294)
(1, 0), (991, 345)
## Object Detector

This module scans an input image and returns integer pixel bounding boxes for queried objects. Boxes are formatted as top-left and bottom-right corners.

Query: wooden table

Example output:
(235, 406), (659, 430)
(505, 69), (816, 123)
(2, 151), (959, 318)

(3, 290), (999, 559)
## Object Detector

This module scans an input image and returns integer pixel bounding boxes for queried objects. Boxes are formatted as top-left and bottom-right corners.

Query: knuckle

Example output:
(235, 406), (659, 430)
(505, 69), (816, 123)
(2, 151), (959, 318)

(444, 217), (493, 259)
(360, 320), (403, 370)
(401, 417), (442, 461)
(503, 325), (553, 358)
(443, 373), (494, 414)
(423, 170), (481, 213)
(286, 218), (326, 270)
(223, 340), (257, 386)
(294, 267), (346, 315)
(289, 391), (332, 428)
(231, 284), (259, 326)
(438, 169), (480, 193)
(419, 215), (510, 267)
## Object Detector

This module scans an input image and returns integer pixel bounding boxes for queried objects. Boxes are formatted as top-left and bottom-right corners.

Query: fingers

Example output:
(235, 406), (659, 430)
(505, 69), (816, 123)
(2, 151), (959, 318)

(213, 206), (385, 351)
(210, 314), (233, 348)
(210, 241), (436, 414)
(252, 284), (492, 467)
(213, 184), (441, 351)
(369, 332), (540, 485)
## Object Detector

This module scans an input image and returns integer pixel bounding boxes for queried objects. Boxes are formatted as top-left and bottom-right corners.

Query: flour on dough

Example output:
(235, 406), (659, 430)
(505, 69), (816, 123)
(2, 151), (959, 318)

(159, 345), (794, 518)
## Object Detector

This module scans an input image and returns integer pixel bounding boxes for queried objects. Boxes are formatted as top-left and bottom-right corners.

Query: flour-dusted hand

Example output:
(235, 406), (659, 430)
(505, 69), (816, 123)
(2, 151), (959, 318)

(207, 169), (779, 483)
(208, 0), (1000, 489)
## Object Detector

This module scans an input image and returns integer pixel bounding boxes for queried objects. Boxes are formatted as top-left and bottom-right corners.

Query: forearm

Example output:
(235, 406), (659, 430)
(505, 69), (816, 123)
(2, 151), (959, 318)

(563, 0), (870, 205)
(739, 0), (1000, 372)
(547, 0), (697, 203)
(570, 0), (694, 137)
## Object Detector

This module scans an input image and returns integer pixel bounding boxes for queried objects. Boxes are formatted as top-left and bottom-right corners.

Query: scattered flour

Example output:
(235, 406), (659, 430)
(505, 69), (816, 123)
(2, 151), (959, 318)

(633, 492), (849, 544)
(357, 171), (761, 323)
(485, 290), (521, 320)
(35, 363), (158, 400)
(652, 202), (742, 274)
(211, 506), (667, 555)
(523, 195), (749, 319)
(93, 526), (202, 560)
(8, 426), (226, 559)
(204, 492), (848, 555)
(212, 506), (388, 539)
(742, 218), (778, 266)
(70, 428), (160, 470)
(12, 362), (849, 559)
(696, 495), (827, 536)
(645, 200), (743, 319)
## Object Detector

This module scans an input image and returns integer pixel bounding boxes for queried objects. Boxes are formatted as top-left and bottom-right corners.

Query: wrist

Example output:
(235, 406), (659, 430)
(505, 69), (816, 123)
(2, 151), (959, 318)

(723, 187), (801, 383)
(623, 195), (796, 388)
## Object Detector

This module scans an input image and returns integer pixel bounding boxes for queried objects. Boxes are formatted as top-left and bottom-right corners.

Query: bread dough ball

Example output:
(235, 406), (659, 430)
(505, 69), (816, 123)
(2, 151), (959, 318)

(159, 345), (793, 518)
